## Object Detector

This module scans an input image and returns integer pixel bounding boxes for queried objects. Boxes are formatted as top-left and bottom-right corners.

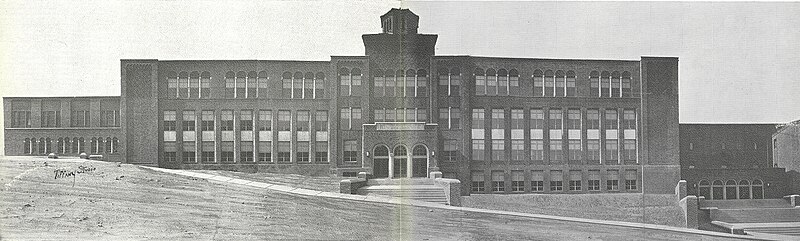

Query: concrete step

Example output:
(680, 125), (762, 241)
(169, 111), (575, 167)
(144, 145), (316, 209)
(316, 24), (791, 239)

(367, 178), (435, 185)
(702, 199), (792, 209)
(357, 183), (448, 205)
(711, 208), (800, 223)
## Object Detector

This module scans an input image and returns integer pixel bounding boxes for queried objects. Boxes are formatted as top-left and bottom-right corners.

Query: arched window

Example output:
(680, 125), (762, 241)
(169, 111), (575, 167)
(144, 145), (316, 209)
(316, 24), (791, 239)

(45, 138), (53, 154)
(566, 70), (576, 97)
(167, 71), (178, 98)
(236, 71), (247, 98)
(738, 180), (751, 199)
(590, 71), (600, 97)
(373, 69), (385, 97)
(395, 69), (405, 97)
(97, 137), (105, 153)
(256, 71), (268, 99)
(417, 69), (428, 97)
(383, 70), (395, 97)
(449, 68), (461, 96)
(61, 137), (70, 153)
(475, 68), (486, 96)
(622, 71), (632, 97)
(200, 71), (211, 98)
(393, 146), (408, 178)
(533, 70), (544, 97)
(91, 137), (98, 154)
(105, 137), (112, 153)
(224, 71), (236, 98)
(497, 69), (508, 96)
(72, 137), (79, 153)
(437, 67), (448, 96)
(293, 72), (303, 99)
(339, 68), (351, 96)
(405, 69), (416, 97)
(373, 145), (390, 178)
(178, 71), (189, 99)
(486, 68), (497, 96)
(315, 72), (325, 99)
(57, 138), (63, 153)
(38, 138), (46, 154)
(712, 180), (724, 200)
(112, 138), (119, 153)
(303, 72), (314, 99)
(78, 137), (85, 153)
(246, 71), (258, 99)
(282, 71), (293, 98)
(31, 138), (38, 155)
(509, 69), (519, 96)
(752, 179), (764, 199)
(725, 180), (737, 200)
(544, 70), (555, 97)
(23, 138), (31, 154)
(698, 180), (710, 198)
(611, 71), (621, 97)
(600, 71), (611, 97)
(189, 71), (200, 98)
(555, 70), (565, 97)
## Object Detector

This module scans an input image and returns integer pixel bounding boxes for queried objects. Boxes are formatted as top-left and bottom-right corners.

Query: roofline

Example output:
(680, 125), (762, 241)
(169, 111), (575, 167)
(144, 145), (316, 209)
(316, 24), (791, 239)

(4, 96), (121, 99)
(679, 123), (781, 125)
(460, 55), (641, 62)
(124, 59), (332, 63)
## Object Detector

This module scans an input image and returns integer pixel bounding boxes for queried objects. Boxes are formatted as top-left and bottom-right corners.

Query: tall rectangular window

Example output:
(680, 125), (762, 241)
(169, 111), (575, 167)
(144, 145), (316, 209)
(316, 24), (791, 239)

(606, 170), (619, 191)
(622, 72), (632, 97)
(555, 71), (565, 97)
(471, 171), (485, 192)
(10, 110), (31, 128)
(531, 171), (544, 192)
(343, 140), (358, 162)
(491, 140), (505, 161)
(296, 111), (310, 131)
(568, 140), (581, 162)
(282, 73), (293, 98)
(201, 111), (214, 131)
(352, 108), (362, 129)
(296, 141), (310, 162)
(339, 108), (361, 130)
(588, 140), (600, 163)
(443, 139), (459, 161)
(566, 71), (576, 96)
(438, 108), (449, 128)
(567, 109), (581, 130)
(511, 140), (524, 161)
(605, 140), (619, 164)
(451, 109), (461, 129)
(544, 71), (555, 97)
(550, 170), (563, 191)
(201, 141), (214, 163)
(623, 140), (636, 163)
(625, 170), (638, 190)
(472, 109), (485, 129)
(588, 170), (601, 191)
(182, 111), (196, 131)
(533, 71), (544, 97)
(531, 140), (544, 162)
(240, 110), (253, 131)
(491, 171), (505, 192)
(590, 71), (599, 97)
(221, 142), (234, 162)
(587, 109), (600, 130)
(278, 110), (291, 131)
(511, 109), (524, 130)
(549, 109), (562, 131)
(225, 72), (236, 98)
(221, 111), (234, 131)
(182, 142), (196, 163)
(601, 72), (611, 97)
(475, 70), (486, 95)
(259, 110), (272, 131)
(569, 171), (582, 191)
(511, 171), (524, 192)
(315, 141), (328, 162)
(605, 109), (618, 130)
(549, 140), (563, 162)
(163, 111), (176, 131)
(41, 110), (60, 128)
(240, 141), (254, 162)
(258, 141), (272, 162)
(374, 72), (385, 96)
(277, 141), (291, 163)
(472, 140), (485, 161)
(315, 111), (328, 131)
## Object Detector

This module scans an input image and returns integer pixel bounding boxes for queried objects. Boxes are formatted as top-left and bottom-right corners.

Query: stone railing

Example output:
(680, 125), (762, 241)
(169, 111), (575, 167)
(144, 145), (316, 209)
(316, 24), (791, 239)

(339, 172), (369, 194)
(431, 171), (461, 206)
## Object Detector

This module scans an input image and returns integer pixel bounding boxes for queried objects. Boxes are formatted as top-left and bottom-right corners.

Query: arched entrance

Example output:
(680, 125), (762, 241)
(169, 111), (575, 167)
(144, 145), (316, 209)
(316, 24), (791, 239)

(393, 146), (408, 178)
(373, 145), (389, 178)
(412, 145), (428, 177)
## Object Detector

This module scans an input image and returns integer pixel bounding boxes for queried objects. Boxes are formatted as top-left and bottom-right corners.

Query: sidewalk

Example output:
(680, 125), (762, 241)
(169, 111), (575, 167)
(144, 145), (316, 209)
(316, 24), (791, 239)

(139, 166), (786, 241)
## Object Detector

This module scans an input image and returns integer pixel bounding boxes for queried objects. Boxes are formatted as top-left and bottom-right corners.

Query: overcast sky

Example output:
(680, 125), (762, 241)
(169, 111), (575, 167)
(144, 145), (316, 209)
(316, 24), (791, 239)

(1, 1), (798, 129)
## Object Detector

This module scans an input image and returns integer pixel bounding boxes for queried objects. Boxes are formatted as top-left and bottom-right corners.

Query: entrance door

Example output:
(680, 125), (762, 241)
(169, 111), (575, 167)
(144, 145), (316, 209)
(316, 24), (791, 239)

(411, 145), (428, 177)
(393, 146), (408, 178)
(374, 158), (389, 178)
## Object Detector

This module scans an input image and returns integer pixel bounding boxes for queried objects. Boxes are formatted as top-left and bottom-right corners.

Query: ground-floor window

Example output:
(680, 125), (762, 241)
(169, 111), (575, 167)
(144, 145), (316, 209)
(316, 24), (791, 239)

(550, 170), (563, 191)
(258, 141), (271, 162)
(221, 151), (234, 162)
(569, 171), (582, 191)
(164, 152), (177, 162)
(492, 171), (505, 192)
(624, 170), (637, 190)
(588, 170), (600, 191)
(531, 171), (544, 192)
(471, 171), (485, 192)
(296, 141), (310, 163)
(277, 141), (291, 163)
(315, 141), (328, 162)
(511, 171), (524, 192)
(201, 151), (214, 163)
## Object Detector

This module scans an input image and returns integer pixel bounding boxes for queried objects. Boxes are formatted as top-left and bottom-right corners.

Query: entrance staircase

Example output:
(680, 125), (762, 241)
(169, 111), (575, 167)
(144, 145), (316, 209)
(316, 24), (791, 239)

(702, 199), (800, 237)
(356, 178), (449, 205)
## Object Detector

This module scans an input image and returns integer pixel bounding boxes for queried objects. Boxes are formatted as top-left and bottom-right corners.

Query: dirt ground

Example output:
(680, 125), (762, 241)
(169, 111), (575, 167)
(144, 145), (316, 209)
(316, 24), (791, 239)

(0, 156), (744, 240)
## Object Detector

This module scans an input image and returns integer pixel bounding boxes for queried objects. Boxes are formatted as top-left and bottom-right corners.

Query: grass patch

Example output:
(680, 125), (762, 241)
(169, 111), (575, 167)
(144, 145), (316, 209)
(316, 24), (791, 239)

(463, 193), (685, 227)
(193, 170), (346, 193)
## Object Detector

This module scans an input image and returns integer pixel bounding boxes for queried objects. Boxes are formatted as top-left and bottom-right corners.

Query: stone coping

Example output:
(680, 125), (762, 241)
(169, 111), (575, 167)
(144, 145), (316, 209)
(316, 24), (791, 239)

(139, 166), (781, 241)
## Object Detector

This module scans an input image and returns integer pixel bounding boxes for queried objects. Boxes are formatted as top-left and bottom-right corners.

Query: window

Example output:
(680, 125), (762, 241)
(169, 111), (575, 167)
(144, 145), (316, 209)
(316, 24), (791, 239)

(511, 109), (524, 130)
(179, 72), (190, 99)
(566, 71), (576, 96)
(221, 111), (234, 131)
(343, 140), (358, 162)
(590, 71), (600, 97)
(509, 69), (519, 96)
(492, 171), (505, 192)
(533, 70), (544, 97)
(201, 142), (214, 163)
(555, 70), (565, 97)
(623, 140), (636, 163)
(550, 140), (563, 162)
(438, 108), (460, 129)
(182, 142), (196, 163)
(201, 111), (214, 131)
(277, 141), (291, 163)
(611, 71), (621, 97)
(182, 111), (196, 131)
(511, 140), (524, 161)
(605, 109), (618, 130)
(622, 71), (632, 97)
(568, 140), (581, 162)
(698, 180), (710, 199)
(256, 71), (268, 99)
(293, 72), (303, 98)
(315, 111), (328, 131)
(497, 69), (508, 96)
(531, 171), (544, 192)
(439, 67), (461, 96)
(605, 140), (619, 164)
(416, 69), (428, 97)
(588, 170), (601, 191)
(475, 68), (486, 95)
(625, 170), (638, 191)
(405, 69), (415, 97)
(491, 140), (505, 161)
(236, 71), (247, 98)
(240, 142), (254, 162)
(315, 72), (325, 98)
(258, 141), (272, 162)
(282, 72), (293, 98)
(544, 70), (555, 97)
(601, 71), (611, 97)
(163, 111), (176, 131)
(164, 151), (177, 163)
(569, 171), (582, 191)
(491, 109), (505, 129)
(443, 139), (459, 161)
(471, 108), (485, 129)
(278, 110), (291, 131)
(259, 110), (272, 131)
(10, 110), (31, 128)
(190, 71), (201, 99)
(296, 111), (310, 131)
(530, 109), (544, 129)
(296, 141), (310, 163)
(221, 141), (234, 162)
(486, 68), (497, 95)
(550, 171), (563, 191)
(71, 108), (90, 127)
(167, 71), (178, 98)
(472, 140), (485, 161)
(531, 140), (543, 162)
(100, 110), (120, 127)
(606, 170), (619, 191)
(104, 137), (112, 153)
(339, 68), (362, 96)
(567, 109), (581, 130)
(303, 72), (314, 99)
(587, 109), (600, 129)
(374, 69), (385, 96)
(240, 110), (253, 131)
(549, 109), (562, 132)
(339, 108), (361, 130)
(511, 171), (524, 192)
(738, 180), (751, 199)
(41, 110), (60, 127)
(471, 171), (485, 192)
(385, 71), (396, 97)
(315, 141), (328, 162)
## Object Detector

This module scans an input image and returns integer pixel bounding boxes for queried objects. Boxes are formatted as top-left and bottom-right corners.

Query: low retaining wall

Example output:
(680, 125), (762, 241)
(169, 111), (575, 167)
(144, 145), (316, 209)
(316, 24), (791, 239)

(433, 177), (461, 206)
